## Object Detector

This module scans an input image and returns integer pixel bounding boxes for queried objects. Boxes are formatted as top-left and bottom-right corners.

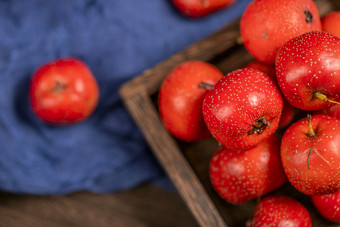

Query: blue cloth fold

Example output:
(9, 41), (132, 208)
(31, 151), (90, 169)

(0, 0), (251, 195)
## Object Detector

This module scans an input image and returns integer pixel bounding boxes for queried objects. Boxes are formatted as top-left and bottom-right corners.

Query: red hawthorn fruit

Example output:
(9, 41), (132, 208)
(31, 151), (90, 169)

(322, 11), (340, 38)
(280, 114), (340, 195)
(244, 61), (296, 129)
(278, 99), (296, 129)
(251, 196), (312, 227)
(315, 104), (340, 119)
(244, 61), (276, 80)
(158, 60), (223, 142)
(276, 31), (340, 111)
(29, 58), (100, 124)
(202, 68), (283, 151)
(209, 135), (287, 204)
(311, 190), (340, 223)
(240, 0), (321, 64)
(172, 0), (235, 18)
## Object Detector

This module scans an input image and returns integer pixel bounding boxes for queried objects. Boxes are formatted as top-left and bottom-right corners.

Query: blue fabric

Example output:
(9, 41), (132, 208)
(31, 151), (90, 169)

(0, 0), (251, 195)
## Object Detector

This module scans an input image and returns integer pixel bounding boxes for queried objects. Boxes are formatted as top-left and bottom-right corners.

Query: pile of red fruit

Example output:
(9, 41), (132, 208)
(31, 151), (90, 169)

(159, 0), (340, 225)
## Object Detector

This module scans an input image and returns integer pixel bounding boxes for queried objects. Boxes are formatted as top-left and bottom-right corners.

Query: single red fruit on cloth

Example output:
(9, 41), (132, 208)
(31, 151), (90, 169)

(244, 61), (296, 129)
(202, 68), (283, 151)
(209, 135), (287, 204)
(29, 58), (100, 124)
(240, 0), (321, 64)
(311, 190), (340, 223)
(172, 0), (235, 18)
(322, 11), (340, 38)
(276, 31), (340, 111)
(158, 60), (223, 142)
(251, 196), (312, 227)
(281, 114), (340, 195)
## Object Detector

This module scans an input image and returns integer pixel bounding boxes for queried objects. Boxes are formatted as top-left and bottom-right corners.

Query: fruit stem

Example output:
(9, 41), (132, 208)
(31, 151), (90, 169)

(307, 114), (316, 138)
(313, 91), (340, 105)
(199, 82), (214, 91)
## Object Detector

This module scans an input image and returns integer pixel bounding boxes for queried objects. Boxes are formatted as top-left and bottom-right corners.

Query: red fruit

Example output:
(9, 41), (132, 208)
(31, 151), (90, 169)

(172, 0), (235, 18)
(315, 104), (340, 119)
(158, 60), (223, 142)
(240, 0), (321, 64)
(278, 98), (296, 129)
(311, 190), (340, 223)
(244, 61), (296, 129)
(244, 61), (276, 80)
(209, 135), (287, 204)
(202, 68), (283, 151)
(29, 58), (100, 124)
(322, 11), (340, 38)
(281, 114), (340, 195)
(276, 31), (340, 111)
(251, 196), (312, 227)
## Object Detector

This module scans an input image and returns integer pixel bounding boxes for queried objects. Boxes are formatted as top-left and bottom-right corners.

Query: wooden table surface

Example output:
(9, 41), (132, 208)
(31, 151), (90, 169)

(0, 184), (198, 227)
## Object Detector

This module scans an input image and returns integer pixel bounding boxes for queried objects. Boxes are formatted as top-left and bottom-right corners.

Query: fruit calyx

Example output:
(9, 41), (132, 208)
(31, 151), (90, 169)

(313, 91), (340, 105)
(51, 80), (66, 93)
(248, 116), (270, 135)
(199, 82), (214, 91)
(304, 10), (313, 23)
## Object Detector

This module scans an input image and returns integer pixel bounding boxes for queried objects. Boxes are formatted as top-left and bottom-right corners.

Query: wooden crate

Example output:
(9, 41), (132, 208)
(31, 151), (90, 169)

(119, 1), (340, 226)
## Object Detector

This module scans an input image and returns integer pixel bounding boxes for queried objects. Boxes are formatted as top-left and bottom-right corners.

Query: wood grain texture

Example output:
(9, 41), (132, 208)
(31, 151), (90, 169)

(0, 185), (198, 227)
(119, 0), (340, 226)
(123, 94), (227, 227)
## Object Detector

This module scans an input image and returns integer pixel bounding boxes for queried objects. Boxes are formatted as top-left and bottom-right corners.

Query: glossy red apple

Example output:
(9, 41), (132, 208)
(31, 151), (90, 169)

(240, 0), (321, 64)
(158, 60), (223, 142)
(209, 135), (287, 204)
(281, 114), (340, 195)
(29, 58), (100, 124)
(172, 0), (235, 18)
(202, 68), (283, 151)
(276, 31), (340, 111)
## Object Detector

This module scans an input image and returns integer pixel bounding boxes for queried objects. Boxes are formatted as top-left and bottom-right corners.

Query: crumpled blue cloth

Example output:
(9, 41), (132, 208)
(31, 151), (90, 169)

(0, 0), (251, 195)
